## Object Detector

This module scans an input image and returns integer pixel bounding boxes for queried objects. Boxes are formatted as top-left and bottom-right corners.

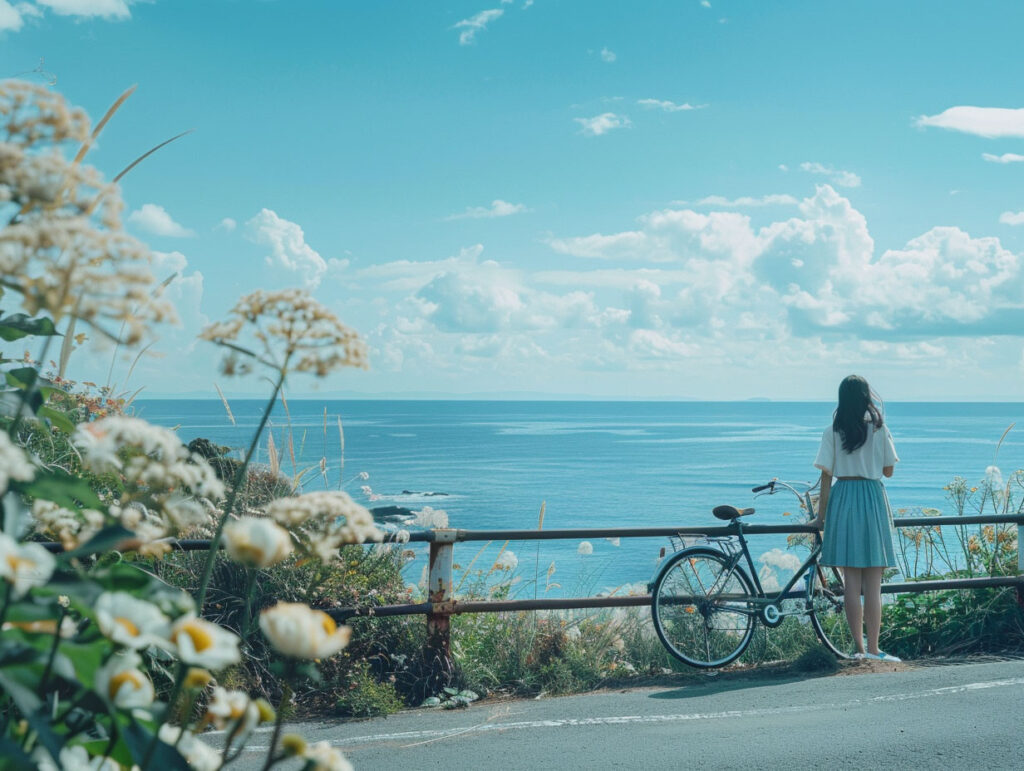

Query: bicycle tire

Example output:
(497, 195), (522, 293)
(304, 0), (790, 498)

(651, 547), (757, 668)
(807, 562), (857, 658)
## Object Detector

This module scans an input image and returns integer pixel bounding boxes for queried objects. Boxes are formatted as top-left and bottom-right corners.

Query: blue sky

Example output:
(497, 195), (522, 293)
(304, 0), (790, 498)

(4, 0), (1024, 400)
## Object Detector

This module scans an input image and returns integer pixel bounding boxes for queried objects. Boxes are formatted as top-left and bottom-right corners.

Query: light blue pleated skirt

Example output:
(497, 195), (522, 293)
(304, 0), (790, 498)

(820, 479), (897, 568)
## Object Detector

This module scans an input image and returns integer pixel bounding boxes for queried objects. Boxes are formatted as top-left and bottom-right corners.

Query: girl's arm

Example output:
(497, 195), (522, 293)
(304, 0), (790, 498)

(882, 465), (894, 478)
(812, 470), (832, 529)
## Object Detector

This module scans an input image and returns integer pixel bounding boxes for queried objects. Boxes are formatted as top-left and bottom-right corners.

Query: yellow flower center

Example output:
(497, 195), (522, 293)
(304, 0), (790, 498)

(115, 617), (140, 637)
(108, 670), (144, 699)
(319, 612), (336, 636)
(181, 621), (214, 652)
(236, 543), (266, 564)
(6, 555), (33, 573)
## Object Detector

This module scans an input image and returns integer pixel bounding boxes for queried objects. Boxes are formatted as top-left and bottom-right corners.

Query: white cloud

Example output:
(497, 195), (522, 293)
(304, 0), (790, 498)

(693, 194), (798, 207)
(534, 268), (695, 288)
(454, 8), (503, 45)
(637, 99), (705, 112)
(445, 199), (529, 220)
(799, 161), (861, 188)
(151, 250), (188, 275)
(216, 217), (237, 232)
(983, 152), (1024, 164)
(574, 112), (631, 136)
(547, 185), (1024, 343)
(35, 0), (135, 18)
(127, 204), (195, 238)
(0, 1), (24, 31)
(628, 329), (696, 359)
(701, 0), (711, 7)
(1000, 211), (1024, 226)
(917, 106), (1024, 138)
(759, 548), (802, 573)
(355, 245), (483, 292)
(778, 164), (789, 172)
(600, 47), (616, 63)
(245, 208), (347, 288)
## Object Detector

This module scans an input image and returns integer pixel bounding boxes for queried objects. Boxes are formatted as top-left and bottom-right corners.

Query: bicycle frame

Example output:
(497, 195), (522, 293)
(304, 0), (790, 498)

(683, 477), (831, 618)
(706, 519), (825, 617)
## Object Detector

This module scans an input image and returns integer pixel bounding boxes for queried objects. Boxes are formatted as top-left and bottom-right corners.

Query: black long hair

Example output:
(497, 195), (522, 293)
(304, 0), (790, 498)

(832, 375), (883, 453)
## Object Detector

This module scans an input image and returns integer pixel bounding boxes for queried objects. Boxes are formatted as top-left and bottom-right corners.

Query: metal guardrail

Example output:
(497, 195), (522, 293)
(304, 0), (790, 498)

(330, 515), (1024, 665)
(43, 513), (1024, 674)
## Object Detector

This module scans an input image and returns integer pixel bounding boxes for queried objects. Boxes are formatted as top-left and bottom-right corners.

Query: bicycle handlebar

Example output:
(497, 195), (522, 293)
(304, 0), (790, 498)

(751, 481), (776, 493)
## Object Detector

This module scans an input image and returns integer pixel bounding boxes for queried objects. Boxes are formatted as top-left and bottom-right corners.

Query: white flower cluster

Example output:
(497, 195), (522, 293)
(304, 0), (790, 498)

(412, 506), (448, 529)
(0, 82), (177, 345)
(32, 499), (105, 550)
(73, 416), (224, 537)
(0, 430), (34, 493)
(93, 590), (242, 672)
(200, 288), (369, 377)
(265, 490), (382, 564)
(303, 741), (354, 771)
(493, 549), (518, 571)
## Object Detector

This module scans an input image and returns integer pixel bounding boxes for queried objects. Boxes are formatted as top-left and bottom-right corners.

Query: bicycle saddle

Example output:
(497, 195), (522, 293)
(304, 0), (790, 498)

(712, 505), (755, 520)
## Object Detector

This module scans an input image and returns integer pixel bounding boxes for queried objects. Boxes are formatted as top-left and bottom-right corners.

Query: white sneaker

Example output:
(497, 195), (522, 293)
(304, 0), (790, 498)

(864, 651), (901, 663)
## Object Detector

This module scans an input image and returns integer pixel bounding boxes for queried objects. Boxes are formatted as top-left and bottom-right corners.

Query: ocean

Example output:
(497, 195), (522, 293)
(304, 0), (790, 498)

(136, 400), (1023, 594)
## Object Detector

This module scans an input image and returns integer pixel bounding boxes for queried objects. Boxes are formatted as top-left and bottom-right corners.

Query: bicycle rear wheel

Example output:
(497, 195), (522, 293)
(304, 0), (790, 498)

(807, 563), (857, 658)
(651, 548), (756, 668)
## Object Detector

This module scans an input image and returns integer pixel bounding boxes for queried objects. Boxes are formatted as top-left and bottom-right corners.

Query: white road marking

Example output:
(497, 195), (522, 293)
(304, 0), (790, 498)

(217, 676), (1024, 752)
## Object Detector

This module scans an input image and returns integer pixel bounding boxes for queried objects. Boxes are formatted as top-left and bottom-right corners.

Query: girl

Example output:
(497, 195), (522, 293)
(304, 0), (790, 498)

(812, 375), (900, 662)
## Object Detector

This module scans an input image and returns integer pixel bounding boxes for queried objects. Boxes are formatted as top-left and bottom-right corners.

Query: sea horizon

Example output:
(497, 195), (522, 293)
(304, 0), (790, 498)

(138, 399), (1023, 593)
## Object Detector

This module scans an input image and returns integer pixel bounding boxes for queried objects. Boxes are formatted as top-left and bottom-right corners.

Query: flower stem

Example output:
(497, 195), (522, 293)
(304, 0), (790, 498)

(141, 660), (185, 770)
(39, 607), (67, 690)
(242, 567), (258, 639)
(194, 366), (286, 611)
(0, 583), (13, 628)
(8, 332), (57, 438)
(261, 671), (293, 771)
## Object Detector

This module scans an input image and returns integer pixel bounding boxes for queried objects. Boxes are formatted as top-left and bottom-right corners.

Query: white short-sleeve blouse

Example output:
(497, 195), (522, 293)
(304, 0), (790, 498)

(814, 423), (899, 480)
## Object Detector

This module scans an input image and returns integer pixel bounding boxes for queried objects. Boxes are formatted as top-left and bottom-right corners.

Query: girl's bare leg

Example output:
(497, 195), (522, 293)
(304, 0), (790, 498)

(862, 566), (884, 655)
(843, 567), (864, 654)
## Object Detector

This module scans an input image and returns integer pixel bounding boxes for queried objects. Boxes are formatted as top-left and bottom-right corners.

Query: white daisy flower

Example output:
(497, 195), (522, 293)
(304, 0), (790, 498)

(259, 602), (351, 660)
(94, 592), (171, 650)
(169, 615), (242, 670)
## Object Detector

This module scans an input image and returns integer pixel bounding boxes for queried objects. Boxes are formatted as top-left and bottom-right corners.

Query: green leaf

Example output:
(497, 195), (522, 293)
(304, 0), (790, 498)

(3, 367), (65, 402)
(0, 643), (43, 669)
(121, 720), (190, 770)
(0, 671), (65, 761)
(60, 524), (134, 561)
(4, 367), (39, 389)
(36, 405), (75, 434)
(54, 642), (106, 687)
(89, 560), (164, 593)
(20, 470), (103, 510)
(0, 314), (59, 341)
(0, 738), (36, 770)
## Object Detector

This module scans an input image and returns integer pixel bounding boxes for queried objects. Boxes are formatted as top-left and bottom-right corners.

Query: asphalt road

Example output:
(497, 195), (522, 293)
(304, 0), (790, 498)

(206, 658), (1024, 770)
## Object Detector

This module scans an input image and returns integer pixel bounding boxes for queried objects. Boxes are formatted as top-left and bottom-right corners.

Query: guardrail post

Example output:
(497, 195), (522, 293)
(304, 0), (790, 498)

(424, 529), (456, 690)
(1018, 523), (1023, 607)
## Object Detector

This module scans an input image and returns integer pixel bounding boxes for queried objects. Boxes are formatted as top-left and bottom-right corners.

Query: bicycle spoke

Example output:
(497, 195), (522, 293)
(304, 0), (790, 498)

(651, 549), (756, 669)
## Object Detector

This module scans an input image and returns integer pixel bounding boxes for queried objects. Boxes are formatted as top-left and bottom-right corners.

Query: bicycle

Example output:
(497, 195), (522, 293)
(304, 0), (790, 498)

(650, 478), (856, 668)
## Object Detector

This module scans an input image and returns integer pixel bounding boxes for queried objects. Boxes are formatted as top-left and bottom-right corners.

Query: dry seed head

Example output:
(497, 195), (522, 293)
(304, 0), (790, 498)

(201, 288), (368, 377)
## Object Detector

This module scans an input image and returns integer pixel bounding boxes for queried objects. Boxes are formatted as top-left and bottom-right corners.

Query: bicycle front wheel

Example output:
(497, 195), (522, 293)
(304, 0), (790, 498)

(651, 548), (756, 668)
(808, 563), (857, 658)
